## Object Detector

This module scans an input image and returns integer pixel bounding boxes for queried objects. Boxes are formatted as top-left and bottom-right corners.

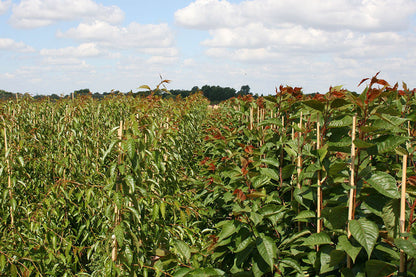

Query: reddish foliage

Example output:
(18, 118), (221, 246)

(313, 93), (326, 102)
(408, 176), (416, 187)
(199, 157), (210, 166)
(365, 88), (383, 104)
(256, 97), (265, 109)
(244, 145), (255, 154)
(241, 166), (248, 176)
(240, 94), (254, 103)
(233, 189), (247, 201)
(208, 162), (216, 171)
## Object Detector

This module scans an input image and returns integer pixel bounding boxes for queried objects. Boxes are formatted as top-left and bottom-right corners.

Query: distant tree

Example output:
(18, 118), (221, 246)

(200, 85), (237, 103)
(0, 89), (14, 100)
(74, 89), (91, 97)
(237, 85), (251, 96)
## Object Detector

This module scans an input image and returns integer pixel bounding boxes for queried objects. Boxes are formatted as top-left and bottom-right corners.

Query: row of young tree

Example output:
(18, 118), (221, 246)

(0, 85), (253, 104)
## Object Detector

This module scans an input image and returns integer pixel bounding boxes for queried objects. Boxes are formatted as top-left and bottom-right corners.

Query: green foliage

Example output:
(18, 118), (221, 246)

(1, 73), (416, 276)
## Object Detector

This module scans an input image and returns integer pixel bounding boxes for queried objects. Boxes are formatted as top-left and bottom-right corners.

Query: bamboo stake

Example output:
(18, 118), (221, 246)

(257, 108), (260, 126)
(249, 106), (253, 130)
(112, 120), (123, 262)
(297, 112), (303, 189)
(317, 114), (322, 236)
(279, 116), (284, 188)
(400, 154), (408, 274)
(347, 115), (357, 268)
(4, 127), (14, 228)
(297, 112), (303, 232)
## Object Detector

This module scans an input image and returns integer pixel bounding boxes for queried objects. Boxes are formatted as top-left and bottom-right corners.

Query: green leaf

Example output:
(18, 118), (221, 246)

(260, 167), (279, 181)
(328, 115), (353, 128)
(320, 246), (344, 274)
(160, 201), (166, 220)
(375, 113), (408, 127)
(395, 146), (409, 156)
(152, 203), (159, 221)
(365, 172), (400, 199)
(279, 258), (304, 276)
(125, 139), (136, 160)
(394, 238), (416, 258)
(17, 156), (25, 167)
(371, 135), (409, 154)
(281, 164), (295, 179)
(138, 85), (151, 90)
(251, 174), (271, 189)
(256, 234), (277, 271)
(217, 221), (237, 242)
(381, 199), (400, 238)
(303, 100), (325, 112)
(365, 260), (396, 277)
(252, 250), (272, 277)
(173, 268), (192, 277)
(302, 232), (332, 246)
(336, 235), (362, 263)
(174, 240), (191, 262)
(294, 210), (316, 222)
(280, 230), (311, 247)
(317, 144), (328, 162)
(354, 139), (375, 149)
(114, 223), (124, 248)
(183, 268), (225, 277)
(124, 175), (135, 194)
(235, 236), (255, 253)
(124, 245), (133, 266)
(10, 264), (17, 277)
(349, 218), (379, 259)
(0, 254), (5, 272)
(258, 204), (284, 217)
(235, 241), (255, 268)
(261, 158), (280, 168)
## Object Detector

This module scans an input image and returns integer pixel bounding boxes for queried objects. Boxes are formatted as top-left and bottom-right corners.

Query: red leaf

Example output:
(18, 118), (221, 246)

(367, 88), (382, 103)
(313, 93), (326, 102)
(208, 162), (216, 171)
(358, 78), (369, 87)
(408, 176), (416, 186)
(244, 145), (255, 154)
(376, 79), (390, 87)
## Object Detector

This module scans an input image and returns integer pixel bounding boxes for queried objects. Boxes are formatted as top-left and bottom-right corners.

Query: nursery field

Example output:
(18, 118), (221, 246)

(1, 74), (416, 276)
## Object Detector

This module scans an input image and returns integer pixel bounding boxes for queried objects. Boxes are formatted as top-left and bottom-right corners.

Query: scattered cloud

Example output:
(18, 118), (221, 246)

(58, 21), (175, 48)
(0, 0), (11, 15)
(40, 43), (102, 58)
(10, 0), (124, 28)
(0, 38), (35, 52)
(173, 0), (416, 93)
(175, 0), (416, 32)
(58, 20), (178, 58)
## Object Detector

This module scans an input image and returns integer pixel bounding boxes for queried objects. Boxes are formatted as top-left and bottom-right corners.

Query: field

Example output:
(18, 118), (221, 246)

(1, 74), (416, 276)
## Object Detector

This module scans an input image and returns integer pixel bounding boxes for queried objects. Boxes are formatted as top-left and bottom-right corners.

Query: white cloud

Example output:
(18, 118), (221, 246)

(0, 38), (35, 52)
(175, 0), (244, 29)
(10, 0), (124, 28)
(1, 72), (15, 79)
(175, 0), (416, 78)
(40, 43), (102, 58)
(58, 20), (178, 57)
(176, 0), (416, 32)
(0, 0), (11, 15)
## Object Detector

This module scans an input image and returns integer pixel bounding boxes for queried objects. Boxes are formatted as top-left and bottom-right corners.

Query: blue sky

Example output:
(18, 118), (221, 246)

(1, 0), (416, 95)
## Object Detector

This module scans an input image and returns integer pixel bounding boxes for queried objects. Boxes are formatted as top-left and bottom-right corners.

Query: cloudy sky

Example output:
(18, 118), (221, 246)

(1, 0), (416, 95)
